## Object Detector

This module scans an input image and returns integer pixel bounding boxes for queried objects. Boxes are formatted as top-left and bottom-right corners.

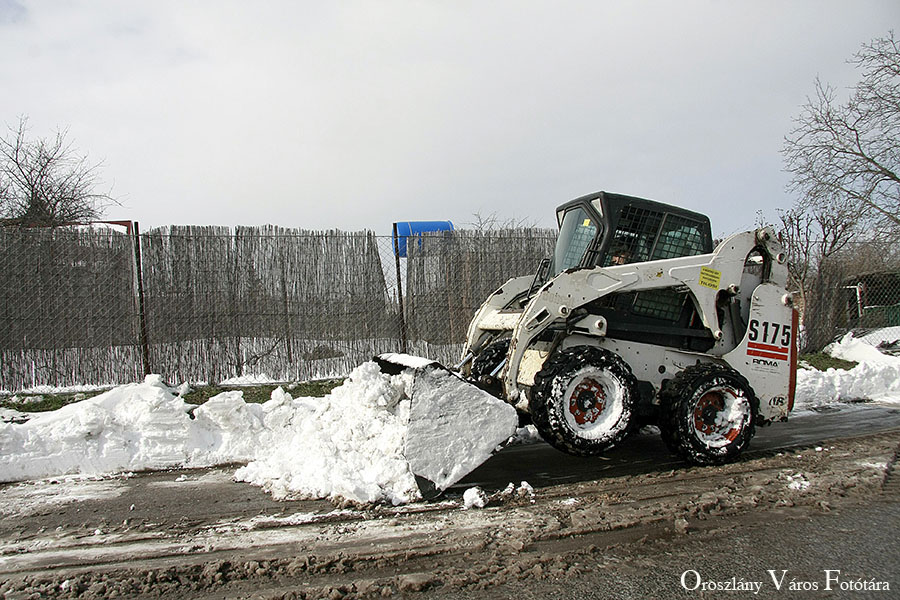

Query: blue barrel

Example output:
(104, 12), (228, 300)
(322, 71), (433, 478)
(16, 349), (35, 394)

(393, 220), (455, 257)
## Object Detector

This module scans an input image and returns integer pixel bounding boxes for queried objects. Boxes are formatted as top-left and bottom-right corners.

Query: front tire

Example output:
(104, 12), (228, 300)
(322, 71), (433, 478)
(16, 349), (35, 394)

(530, 346), (637, 456)
(659, 364), (758, 465)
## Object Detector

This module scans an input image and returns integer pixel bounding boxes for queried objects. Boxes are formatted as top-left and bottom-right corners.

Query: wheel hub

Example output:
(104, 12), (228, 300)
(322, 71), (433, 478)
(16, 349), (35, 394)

(693, 389), (742, 442)
(568, 378), (606, 425)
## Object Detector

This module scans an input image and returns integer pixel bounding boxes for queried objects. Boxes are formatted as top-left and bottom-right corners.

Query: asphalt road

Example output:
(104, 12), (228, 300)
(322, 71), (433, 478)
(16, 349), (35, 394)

(6, 402), (894, 549)
(453, 402), (900, 494)
(421, 496), (900, 600)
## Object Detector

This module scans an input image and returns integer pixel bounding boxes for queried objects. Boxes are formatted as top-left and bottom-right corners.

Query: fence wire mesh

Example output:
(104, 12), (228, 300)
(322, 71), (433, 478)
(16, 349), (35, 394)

(404, 229), (555, 365)
(0, 226), (143, 390)
(0, 225), (554, 391)
(139, 226), (402, 385)
(790, 234), (900, 354)
(4, 224), (897, 392)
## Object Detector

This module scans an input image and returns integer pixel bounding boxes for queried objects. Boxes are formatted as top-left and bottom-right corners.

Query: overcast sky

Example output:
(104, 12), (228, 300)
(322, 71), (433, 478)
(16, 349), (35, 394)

(2, 1), (898, 236)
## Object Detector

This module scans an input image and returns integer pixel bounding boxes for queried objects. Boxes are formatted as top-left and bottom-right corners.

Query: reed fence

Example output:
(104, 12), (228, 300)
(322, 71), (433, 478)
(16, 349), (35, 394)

(0, 224), (554, 391)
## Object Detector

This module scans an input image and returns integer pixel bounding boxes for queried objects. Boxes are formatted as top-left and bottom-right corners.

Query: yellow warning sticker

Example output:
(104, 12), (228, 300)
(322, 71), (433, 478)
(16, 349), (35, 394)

(699, 266), (721, 289)
(582, 218), (592, 227)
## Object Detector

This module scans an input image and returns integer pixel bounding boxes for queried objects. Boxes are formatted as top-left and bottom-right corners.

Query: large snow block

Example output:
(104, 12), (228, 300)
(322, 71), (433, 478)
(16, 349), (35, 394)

(375, 354), (519, 497)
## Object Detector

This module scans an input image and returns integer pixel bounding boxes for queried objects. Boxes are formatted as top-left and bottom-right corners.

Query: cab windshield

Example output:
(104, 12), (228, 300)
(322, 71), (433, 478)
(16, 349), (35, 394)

(552, 206), (600, 275)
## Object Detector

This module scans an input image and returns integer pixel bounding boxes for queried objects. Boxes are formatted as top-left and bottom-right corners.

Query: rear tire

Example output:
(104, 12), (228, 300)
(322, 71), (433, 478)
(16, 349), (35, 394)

(530, 346), (637, 456)
(659, 364), (758, 465)
(471, 338), (510, 380)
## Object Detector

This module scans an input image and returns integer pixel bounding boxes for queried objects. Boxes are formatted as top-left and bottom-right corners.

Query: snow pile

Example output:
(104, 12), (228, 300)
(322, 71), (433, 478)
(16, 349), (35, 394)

(860, 325), (900, 348)
(237, 361), (518, 504)
(234, 362), (420, 504)
(826, 331), (900, 366)
(0, 362), (518, 506)
(794, 333), (900, 409)
(0, 375), (271, 483)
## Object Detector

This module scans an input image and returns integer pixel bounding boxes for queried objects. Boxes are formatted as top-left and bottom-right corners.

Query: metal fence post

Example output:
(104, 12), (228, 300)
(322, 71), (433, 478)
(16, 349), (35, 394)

(393, 223), (409, 353)
(131, 221), (151, 376)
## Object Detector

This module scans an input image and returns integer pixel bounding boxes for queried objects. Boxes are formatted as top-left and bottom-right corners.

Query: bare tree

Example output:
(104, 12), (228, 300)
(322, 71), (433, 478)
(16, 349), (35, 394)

(773, 201), (866, 350)
(0, 116), (116, 227)
(777, 202), (863, 292)
(783, 32), (900, 232)
(466, 211), (537, 231)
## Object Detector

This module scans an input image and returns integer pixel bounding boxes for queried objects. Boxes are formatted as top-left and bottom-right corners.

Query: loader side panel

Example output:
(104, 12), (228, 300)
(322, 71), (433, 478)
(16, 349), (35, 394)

(584, 288), (716, 353)
(722, 282), (796, 423)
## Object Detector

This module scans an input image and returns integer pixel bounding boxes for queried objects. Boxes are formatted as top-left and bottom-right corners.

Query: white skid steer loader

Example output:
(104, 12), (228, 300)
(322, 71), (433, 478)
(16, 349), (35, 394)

(378, 191), (798, 496)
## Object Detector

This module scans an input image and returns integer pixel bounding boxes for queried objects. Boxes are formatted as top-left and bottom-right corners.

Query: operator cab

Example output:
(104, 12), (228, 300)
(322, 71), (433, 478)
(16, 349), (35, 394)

(550, 191), (713, 277)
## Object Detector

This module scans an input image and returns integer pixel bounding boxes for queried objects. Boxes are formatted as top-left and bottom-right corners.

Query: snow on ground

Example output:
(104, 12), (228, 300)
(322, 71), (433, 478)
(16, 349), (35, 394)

(0, 475), (130, 518)
(0, 362), (517, 505)
(859, 325), (900, 347)
(794, 332), (900, 410)
(0, 382), (111, 397)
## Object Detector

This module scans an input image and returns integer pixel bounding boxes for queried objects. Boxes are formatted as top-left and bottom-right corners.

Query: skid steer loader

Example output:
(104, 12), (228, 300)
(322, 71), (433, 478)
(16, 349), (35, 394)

(379, 191), (798, 494)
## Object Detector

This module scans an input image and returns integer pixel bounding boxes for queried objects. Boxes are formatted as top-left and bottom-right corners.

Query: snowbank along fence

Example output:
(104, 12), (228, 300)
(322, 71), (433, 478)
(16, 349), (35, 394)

(0, 225), (554, 391)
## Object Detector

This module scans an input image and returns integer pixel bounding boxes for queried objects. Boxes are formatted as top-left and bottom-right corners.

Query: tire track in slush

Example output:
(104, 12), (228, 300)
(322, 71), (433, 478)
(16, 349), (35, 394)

(0, 429), (897, 599)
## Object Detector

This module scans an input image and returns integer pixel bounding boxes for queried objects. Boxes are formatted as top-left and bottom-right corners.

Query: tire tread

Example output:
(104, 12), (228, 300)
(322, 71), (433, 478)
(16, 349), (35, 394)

(658, 363), (758, 465)
(530, 346), (637, 457)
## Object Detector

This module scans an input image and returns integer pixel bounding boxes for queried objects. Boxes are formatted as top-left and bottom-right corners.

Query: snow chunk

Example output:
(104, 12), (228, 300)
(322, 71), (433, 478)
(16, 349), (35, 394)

(784, 472), (811, 491)
(510, 424), (543, 445)
(518, 481), (535, 503)
(463, 486), (487, 509)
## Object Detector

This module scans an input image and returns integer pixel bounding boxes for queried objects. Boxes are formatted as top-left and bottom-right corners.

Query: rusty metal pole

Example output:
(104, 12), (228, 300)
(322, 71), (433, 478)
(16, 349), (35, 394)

(131, 221), (151, 377)
(393, 223), (408, 354)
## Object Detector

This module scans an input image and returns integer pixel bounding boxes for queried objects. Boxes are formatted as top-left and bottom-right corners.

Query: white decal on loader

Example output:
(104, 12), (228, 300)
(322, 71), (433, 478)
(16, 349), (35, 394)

(747, 318), (790, 362)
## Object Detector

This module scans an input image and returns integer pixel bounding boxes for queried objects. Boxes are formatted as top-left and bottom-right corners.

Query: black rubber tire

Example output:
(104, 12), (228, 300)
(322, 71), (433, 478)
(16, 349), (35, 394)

(530, 346), (637, 457)
(471, 338), (510, 380)
(658, 363), (759, 465)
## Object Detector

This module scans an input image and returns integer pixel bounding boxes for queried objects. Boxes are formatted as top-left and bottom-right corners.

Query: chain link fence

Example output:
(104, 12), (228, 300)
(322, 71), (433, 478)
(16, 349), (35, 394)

(0, 224), (553, 391)
(403, 229), (555, 366)
(0, 226), (144, 389)
(8, 222), (894, 391)
(796, 237), (900, 354)
(139, 226), (402, 385)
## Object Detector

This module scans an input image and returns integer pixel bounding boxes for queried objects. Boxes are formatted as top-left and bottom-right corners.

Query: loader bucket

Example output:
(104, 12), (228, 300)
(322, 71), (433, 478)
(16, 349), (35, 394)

(373, 353), (519, 499)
